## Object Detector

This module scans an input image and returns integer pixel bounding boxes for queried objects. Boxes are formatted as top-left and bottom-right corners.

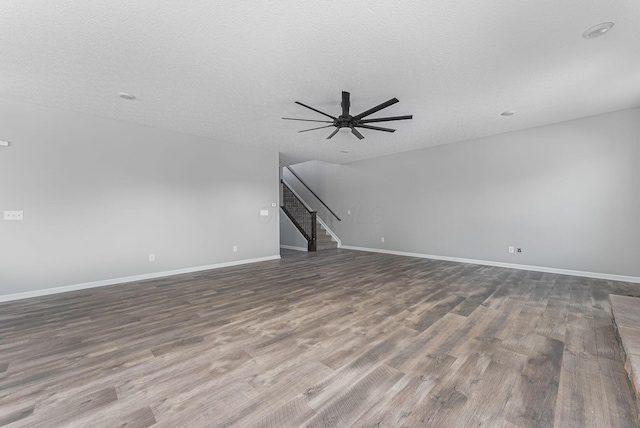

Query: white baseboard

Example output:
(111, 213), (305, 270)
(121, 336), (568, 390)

(280, 245), (307, 252)
(340, 245), (640, 284)
(0, 255), (281, 303)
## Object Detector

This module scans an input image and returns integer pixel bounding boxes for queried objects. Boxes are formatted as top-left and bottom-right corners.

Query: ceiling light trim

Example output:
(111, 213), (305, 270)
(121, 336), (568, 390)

(118, 92), (136, 100)
(582, 22), (614, 39)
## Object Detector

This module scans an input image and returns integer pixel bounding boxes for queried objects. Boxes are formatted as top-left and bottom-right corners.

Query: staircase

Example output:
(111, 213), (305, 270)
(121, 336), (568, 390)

(316, 221), (338, 251)
(282, 181), (338, 252)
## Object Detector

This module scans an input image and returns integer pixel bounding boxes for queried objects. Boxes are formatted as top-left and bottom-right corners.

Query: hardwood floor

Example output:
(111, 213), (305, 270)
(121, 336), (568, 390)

(1, 249), (639, 427)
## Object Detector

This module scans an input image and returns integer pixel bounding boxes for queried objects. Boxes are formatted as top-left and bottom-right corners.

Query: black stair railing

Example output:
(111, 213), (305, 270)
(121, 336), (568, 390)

(285, 166), (341, 222)
(281, 181), (317, 251)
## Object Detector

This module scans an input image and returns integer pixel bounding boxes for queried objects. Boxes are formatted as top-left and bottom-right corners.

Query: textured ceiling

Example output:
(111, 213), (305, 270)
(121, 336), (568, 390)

(1, 1), (639, 165)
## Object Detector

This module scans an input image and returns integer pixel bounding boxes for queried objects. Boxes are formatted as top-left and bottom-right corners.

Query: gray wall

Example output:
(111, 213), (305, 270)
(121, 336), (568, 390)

(0, 100), (280, 296)
(287, 107), (640, 277)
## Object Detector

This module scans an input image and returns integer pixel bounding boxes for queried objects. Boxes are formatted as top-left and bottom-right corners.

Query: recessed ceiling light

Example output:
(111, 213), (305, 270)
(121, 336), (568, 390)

(582, 22), (614, 39)
(341, 150), (349, 153)
(118, 92), (136, 100)
(0, 140), (10, 147)
(501, 111), (515, 117)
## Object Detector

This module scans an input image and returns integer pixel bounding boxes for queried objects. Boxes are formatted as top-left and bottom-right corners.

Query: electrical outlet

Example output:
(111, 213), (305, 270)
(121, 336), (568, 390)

(347, 210), (351, 215)
(149, 254), (155, 262)
(4, 210), (24, 220)
(260, 210), (269, 216)
(233, 245), (238, 252)
(271, 202), (277, 207)
(508, 246), (515, 254)
(381, 237), (385, 243)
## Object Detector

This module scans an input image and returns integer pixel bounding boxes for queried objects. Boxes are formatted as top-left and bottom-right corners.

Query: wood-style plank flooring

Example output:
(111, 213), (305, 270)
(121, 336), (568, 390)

(1, 249), (639, 427)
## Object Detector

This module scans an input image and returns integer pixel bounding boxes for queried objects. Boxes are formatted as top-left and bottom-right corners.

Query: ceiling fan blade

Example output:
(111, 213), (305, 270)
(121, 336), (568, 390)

(326, 128), (340, 139)
(298, 125), (335, 133)
(282, 117), (333, 123)
(350, 127), (365, 140)
(342, 91), (350, 117)
(353, 98), (399, 120)
(357, 124), (396, 133)
(295, 101), (337, 120)
(359, 115), (413, 124)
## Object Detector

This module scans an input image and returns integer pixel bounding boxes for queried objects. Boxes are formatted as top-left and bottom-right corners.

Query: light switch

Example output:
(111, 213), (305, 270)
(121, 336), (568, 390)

(260, 210), (269, 216)
(4, 211), (23, 220)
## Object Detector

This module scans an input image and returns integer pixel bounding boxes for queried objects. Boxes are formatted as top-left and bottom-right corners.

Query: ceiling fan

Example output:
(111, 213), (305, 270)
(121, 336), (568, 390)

(283, 91), (412, 140)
